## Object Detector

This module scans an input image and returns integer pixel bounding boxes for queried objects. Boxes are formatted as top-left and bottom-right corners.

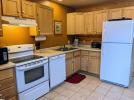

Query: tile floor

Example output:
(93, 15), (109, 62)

(38, 74), (134, 100)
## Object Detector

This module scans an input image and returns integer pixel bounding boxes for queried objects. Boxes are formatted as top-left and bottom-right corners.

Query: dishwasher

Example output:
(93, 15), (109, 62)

(49, 54), (66, 89)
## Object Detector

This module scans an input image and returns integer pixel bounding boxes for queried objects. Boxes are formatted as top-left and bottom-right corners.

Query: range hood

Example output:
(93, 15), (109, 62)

(2, 16), (37, 26)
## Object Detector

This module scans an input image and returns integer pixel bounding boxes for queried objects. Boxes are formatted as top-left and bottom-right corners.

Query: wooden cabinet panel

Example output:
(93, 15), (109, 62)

(2, 0), (20, 17)
(0, 0), (2, 36)
(108, 8), (123, 20)
(66, 52), (74, 77)
(88, 58), (100, 74)
(81, 55), (88, 71)
(67, 13), (75, 35)
(75, 13), (85, 34)
(21, 0), (36, 19)
(0, 69), (13, 81)
(84, 12), (94, 34)
(0, 77), (15, 91)
(37, 4), (53, 35)
(88, 51), (101, 75)
(123, 6), (134, 19)
(0, 86), (16, 100)
(94, 10), (108, 34)
(74, 51), (81, 73)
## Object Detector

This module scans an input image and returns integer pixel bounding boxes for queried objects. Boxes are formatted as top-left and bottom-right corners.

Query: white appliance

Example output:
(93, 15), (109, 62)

(7, 44), (49, 100)
(100, 20), (134, 87)
(49, 54), (66, 89)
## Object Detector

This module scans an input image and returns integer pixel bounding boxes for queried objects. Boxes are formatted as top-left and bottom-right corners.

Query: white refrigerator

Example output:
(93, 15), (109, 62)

(100, 20), (134, 87)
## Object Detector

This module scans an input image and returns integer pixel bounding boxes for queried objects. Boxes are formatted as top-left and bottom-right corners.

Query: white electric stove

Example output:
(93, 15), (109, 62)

(7, 44), (49, 100)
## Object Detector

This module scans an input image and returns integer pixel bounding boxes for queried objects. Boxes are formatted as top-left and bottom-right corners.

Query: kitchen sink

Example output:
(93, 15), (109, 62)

(55, 47), (78, 51)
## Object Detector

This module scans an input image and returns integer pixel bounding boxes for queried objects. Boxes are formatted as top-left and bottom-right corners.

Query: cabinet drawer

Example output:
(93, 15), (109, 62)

(89, 51), (100, 57)
(81, 50), (89, 56)
(66, 52), (73, 59)
(0, 68), (14, 81)
(0, 86), (16, 100)
(74, 51), (80, 56)
(0, 77), (15, 91)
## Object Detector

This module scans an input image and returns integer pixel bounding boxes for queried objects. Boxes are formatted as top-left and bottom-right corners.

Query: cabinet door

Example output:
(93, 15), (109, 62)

(21, 0), (36, 19)
(67, 13), (75, 35)
(123, 6), (134, 19)
(81, 51), (89, 71)
(88, 52), (100, 75)
(66, 53), (74, 77)
(74, 51), (81, 73)
(2, 0), (20, 17)
(75, 13), (85, 34)
(108, 8), (123, 20)
(37, 4), (53, 35)
(0, 0), (2, 36)
(84, 12), (94, 34)
(94, 10), (108, 34)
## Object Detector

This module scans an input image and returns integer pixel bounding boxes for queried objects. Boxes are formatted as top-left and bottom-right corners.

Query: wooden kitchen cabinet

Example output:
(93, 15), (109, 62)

(66, 52), (74, 77)
(108, 8), (123, 20)
(88, 51), (101, 75)
(21, 0), (36, 19)
(75, 13), (85, 34)
(66, 51), (81, 77)
(84, 12), (94, 34)
(94, 10), (108, 34)
(67, 13), (85, 35)
(0, 0), (2, 36)
(123, 6), (134, 19)
(2, 0), (36, 19)
(73, 51), (81, 73)
(81, 50), (89, 71)
(67, 13), (76, 35)
(0, 68), (17, 100)
(37, 4), (53, 35)
(2, 0), (21, 17)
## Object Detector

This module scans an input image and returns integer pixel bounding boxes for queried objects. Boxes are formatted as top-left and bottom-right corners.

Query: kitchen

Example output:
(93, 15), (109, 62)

(0, 0), (134, 100)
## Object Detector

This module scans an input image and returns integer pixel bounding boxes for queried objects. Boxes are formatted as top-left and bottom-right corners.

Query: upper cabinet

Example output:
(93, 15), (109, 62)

(123, 6), (134, 19)
(84, 12), (94, 34)
(0, 0), (2, 36)
(21, 0), (36, 18)
(108, 8), (123, 20)
(67, 13), (85, 35)
(1, 0), (36, 19)
(36, 4), (53, 35)
(75, 13), (85, 34)
(67, 13), (76, 35)
(2, 0), (21, 17)
(94, 10), (108, 34)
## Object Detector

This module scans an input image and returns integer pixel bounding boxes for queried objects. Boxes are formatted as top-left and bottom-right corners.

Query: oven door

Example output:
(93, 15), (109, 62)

(16, 62), (48, 93)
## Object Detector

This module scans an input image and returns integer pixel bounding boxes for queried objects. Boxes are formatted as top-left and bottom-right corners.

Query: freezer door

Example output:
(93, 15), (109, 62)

(100, 43), (132, 87)
(102, 20), (134, 43)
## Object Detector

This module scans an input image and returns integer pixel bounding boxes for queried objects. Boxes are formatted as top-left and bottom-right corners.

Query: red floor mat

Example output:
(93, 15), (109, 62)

(66, 73), (86, 84)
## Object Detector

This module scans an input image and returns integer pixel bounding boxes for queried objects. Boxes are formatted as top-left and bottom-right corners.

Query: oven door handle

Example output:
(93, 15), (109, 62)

(16, 62), (47, 71)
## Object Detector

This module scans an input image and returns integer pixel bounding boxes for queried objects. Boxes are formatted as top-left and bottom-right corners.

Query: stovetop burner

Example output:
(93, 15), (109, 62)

(10, 55), (44, 64)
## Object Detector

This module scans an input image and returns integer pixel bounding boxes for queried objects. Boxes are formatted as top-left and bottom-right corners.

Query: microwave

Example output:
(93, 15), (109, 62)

(0, 47), (9, 65)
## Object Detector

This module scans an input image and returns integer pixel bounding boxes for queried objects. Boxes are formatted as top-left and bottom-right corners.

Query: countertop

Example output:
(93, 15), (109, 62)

(0, 45), (101, 70)
(0, 62), (15, 71)
(35, 45), (101, 57)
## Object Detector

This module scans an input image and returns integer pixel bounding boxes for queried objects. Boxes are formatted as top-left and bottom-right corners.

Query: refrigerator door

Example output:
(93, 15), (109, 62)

(100, 43), (132, 87)
(102, 20), (134, 43)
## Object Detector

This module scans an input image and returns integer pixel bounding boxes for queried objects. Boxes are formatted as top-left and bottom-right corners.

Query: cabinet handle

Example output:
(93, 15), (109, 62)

(22, 11), (25, 13)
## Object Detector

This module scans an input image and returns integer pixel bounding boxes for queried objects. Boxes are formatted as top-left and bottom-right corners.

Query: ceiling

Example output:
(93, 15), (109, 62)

(51, 0), (113, 8)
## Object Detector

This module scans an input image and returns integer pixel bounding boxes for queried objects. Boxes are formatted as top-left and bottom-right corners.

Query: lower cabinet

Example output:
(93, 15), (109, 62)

(81, 50), (101, 75)
(0, 68), (17, 100)
(80, 51), (89, 71)
(88, 51), (101, 75)
(66, 51), (81, 77)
